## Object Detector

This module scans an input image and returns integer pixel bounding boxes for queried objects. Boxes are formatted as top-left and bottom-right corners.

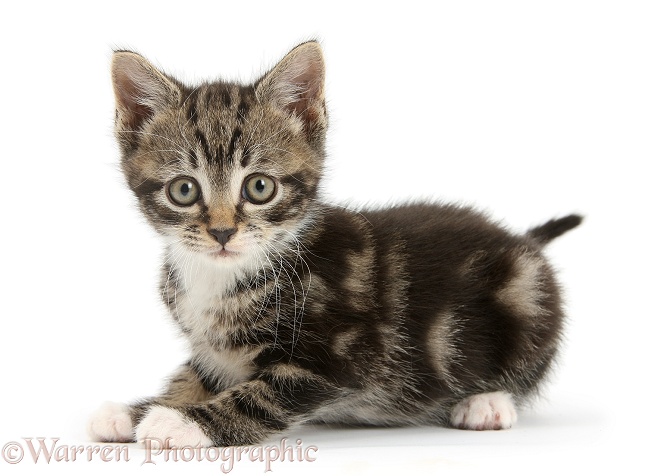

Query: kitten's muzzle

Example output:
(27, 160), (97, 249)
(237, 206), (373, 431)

(208, 228), (238, 247)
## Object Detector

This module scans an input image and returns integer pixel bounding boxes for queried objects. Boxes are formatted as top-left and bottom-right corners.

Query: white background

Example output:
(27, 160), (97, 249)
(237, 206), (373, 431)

(1, 1), (643, 474)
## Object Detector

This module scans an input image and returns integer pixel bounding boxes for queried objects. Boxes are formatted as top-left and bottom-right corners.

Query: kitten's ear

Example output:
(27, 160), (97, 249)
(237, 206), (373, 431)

(111, 51), (181, 131)
(255, 41), (326, 133)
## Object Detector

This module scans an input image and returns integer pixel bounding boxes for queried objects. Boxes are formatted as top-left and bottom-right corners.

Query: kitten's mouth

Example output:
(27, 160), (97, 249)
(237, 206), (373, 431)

(208, 248), (239, 259)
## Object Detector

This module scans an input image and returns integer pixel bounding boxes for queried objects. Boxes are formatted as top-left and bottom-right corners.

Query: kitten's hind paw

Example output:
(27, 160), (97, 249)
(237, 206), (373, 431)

(450, 391), (517, 430)
(136, 406), (213, 448)
(87, 401), (134, 442)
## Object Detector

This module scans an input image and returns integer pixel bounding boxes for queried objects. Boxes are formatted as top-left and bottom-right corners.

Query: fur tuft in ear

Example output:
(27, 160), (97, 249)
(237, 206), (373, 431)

(255, 41), (326, 135)
(111, 51), (181, 132)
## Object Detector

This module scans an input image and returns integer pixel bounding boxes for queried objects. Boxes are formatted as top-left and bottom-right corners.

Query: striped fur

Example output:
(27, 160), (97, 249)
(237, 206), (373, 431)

(89, 42), (581, 446)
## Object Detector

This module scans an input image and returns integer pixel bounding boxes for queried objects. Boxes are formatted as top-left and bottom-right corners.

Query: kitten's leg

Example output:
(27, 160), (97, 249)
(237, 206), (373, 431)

(87, 363), (213, 442)
(450, 391), (518, 430)
(136, 363), (340, 447)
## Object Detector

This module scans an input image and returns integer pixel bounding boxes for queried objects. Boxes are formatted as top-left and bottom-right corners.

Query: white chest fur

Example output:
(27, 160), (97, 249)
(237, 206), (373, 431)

(166, 243), (261, 387)
(168, 243), (247, 332)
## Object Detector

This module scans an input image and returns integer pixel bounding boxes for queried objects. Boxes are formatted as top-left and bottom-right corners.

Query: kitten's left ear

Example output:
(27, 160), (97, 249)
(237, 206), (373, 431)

(111, 51), (181, 132)
(255, 41), (326, 135)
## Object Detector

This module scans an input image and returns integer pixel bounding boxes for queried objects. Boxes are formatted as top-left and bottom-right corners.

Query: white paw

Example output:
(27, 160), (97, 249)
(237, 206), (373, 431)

(87, 401), (134, 442)
(450, 391), (518, 430)
(135, 406), (213, 448)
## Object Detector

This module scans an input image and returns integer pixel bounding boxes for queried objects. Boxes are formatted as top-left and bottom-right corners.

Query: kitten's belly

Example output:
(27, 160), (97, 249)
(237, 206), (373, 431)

(311, 390), (429, 426)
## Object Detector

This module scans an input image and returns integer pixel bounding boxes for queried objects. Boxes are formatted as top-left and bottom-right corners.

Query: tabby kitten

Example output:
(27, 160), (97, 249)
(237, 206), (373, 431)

(88, 41), (581, 447)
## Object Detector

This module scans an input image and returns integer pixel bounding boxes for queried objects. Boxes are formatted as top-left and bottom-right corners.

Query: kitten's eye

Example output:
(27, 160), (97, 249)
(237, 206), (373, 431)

(243, 174), (277, 204)
(167, 177), (201, 206)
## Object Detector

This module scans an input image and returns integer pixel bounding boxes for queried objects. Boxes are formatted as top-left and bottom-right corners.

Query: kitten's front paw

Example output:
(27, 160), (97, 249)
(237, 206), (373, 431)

(87, 401), (134, 442)
(136, 406), (213, 448)
(450, 391), (517, 430)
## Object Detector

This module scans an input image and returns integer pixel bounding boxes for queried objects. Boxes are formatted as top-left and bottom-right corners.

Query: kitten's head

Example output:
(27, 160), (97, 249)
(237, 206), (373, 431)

(111, 42), (326, 268)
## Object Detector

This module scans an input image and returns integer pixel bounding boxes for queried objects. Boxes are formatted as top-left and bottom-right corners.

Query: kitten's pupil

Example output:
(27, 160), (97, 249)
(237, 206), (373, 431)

(254, 179), (266, 193)
(181, 183), (190, 196)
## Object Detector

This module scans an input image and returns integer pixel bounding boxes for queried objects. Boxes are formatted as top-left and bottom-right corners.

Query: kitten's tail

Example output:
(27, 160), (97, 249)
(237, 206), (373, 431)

(527, 214), (583, 245)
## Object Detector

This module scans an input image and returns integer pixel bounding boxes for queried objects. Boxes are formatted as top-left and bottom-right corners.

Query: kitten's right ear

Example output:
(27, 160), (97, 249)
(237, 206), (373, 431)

(111, 51), (181, 131)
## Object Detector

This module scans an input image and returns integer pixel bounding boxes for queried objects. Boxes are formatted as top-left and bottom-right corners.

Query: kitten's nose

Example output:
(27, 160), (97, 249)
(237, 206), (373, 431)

(208, 227), (238, 247)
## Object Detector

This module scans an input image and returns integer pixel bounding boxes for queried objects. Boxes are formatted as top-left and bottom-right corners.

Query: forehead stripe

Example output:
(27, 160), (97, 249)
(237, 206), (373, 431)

(195, 128), (214, 165)
(228, 127), (243, 164)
